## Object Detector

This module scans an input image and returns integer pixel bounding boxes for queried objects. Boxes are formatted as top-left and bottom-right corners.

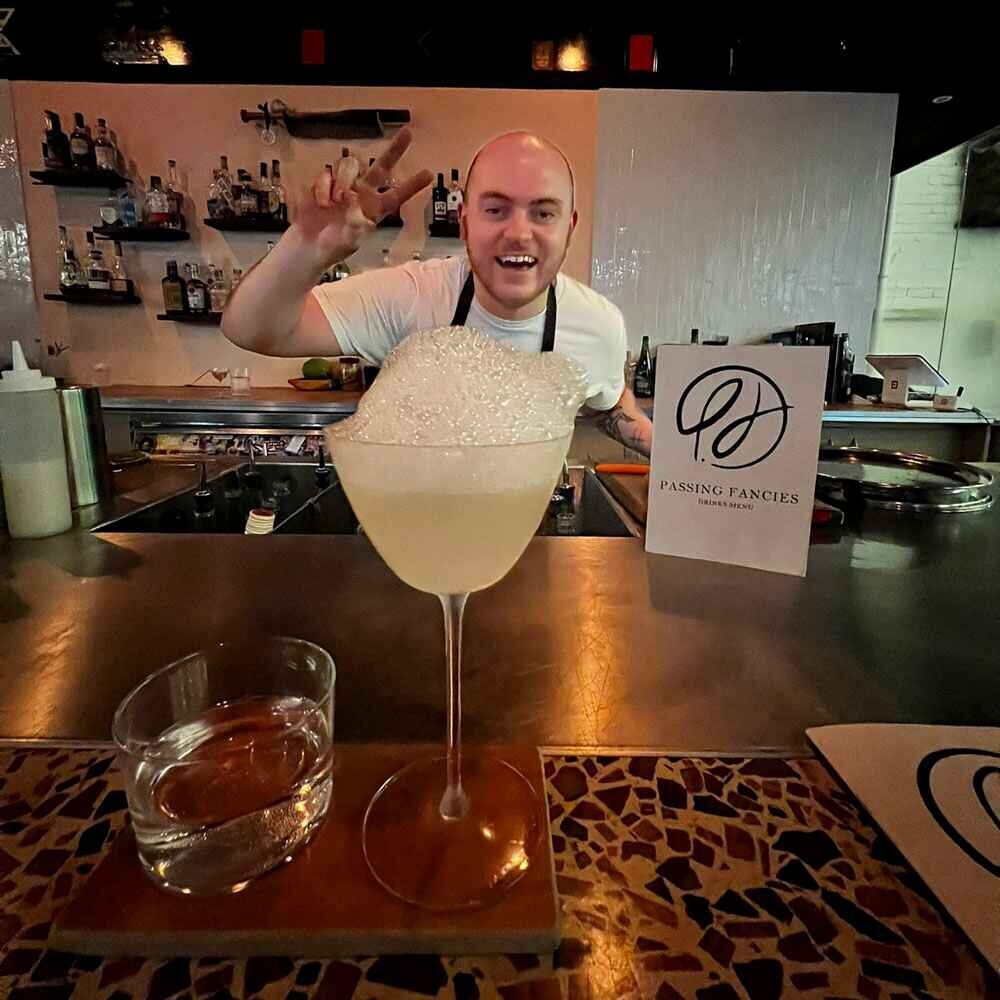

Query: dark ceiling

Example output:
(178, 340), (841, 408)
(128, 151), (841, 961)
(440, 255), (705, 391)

(2, 8), (997, 174)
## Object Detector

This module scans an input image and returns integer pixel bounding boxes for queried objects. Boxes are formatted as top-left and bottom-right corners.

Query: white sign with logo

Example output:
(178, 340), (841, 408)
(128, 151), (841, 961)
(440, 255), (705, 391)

(646, 346), (828, 576)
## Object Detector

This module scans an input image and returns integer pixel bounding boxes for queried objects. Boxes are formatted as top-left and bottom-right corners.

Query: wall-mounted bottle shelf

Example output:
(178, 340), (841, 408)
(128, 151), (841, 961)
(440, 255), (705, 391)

(30, 168), (128, 189)
(95, 224), (190, 243)
(157, 311), (222, 324)
(203, 216), (289, 233)
(44, 290), (141, 305)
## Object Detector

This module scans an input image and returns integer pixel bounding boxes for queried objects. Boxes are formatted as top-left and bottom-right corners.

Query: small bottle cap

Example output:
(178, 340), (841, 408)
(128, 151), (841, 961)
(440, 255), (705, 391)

(1, 341), (56, 392)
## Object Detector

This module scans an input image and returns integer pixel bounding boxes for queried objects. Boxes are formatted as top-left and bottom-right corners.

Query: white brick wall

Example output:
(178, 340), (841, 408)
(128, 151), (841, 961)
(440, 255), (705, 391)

(870, 145), (966, 362)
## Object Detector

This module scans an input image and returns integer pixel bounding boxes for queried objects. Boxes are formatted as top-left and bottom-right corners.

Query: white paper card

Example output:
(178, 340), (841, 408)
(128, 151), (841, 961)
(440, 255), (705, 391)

(646, 346), (828, 576)
(808, 724), (1000, 972)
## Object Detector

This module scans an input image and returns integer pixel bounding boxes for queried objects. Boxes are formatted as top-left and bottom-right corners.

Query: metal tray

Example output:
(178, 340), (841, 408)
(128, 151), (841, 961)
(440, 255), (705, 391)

(816, 447), (994, 513)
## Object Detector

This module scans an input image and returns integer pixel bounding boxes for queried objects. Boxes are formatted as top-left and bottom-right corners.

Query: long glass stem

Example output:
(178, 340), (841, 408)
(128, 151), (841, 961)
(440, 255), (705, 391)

(438, 592), (470, 821)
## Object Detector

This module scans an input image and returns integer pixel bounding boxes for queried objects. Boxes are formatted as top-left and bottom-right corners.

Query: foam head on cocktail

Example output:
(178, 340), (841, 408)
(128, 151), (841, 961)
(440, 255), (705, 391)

(326, 326), (586, 594)
(325, 326), (586, 910)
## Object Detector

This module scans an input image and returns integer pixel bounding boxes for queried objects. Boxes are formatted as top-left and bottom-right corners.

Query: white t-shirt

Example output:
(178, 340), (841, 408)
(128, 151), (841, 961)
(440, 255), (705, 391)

(311, 256), (626, 411)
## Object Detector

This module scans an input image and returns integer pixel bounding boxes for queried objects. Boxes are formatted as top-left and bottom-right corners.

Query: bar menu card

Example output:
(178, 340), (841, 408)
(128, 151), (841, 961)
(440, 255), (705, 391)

(646, 346), (828, 576)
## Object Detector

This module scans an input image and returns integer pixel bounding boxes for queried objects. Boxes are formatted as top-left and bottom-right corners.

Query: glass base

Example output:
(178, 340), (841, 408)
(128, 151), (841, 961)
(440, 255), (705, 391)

(363, 754), (544, 910)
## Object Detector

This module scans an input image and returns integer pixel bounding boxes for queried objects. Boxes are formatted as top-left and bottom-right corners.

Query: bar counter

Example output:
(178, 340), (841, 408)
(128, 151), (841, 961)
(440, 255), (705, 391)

(1, 461), (998, 997)
(1, 461), (997, 751)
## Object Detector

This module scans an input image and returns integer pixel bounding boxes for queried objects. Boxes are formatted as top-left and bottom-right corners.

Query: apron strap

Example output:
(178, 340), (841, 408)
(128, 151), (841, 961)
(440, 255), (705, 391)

(451, 270), (558, 352)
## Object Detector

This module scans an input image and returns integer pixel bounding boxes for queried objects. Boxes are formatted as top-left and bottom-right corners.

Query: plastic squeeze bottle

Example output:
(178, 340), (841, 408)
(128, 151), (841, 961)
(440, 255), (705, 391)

(0, 341), (73, 538)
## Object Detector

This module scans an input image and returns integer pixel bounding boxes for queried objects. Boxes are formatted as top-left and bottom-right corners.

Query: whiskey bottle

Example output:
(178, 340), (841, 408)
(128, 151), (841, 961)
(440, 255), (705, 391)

(109, 241), (130, 294)
(185, 263), (208, 314)
(69, 113), (96, 170)
(145, 176), (171, 227)
(206, 169), (223, 218)
(432, 172), (448, 226)
(446, 168), (463, 227)
(257, 162), (273, 216)
(85, 232), (111, 290)
(166, 160), (185, 229)
(93, 119), (117, 172)
(208, 266), (230, 312)
(270, 159), (286, 221)
(162, 260), (187, 313)
(238, 170), (257, 216)
(217, 156), (235, 215)
(634, 336), (653, 398)
(43, 111), (71, 169)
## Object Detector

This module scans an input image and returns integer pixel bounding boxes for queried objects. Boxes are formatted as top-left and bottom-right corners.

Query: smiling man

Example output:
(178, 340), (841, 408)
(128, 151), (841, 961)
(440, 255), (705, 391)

(222, 129), (652, 455)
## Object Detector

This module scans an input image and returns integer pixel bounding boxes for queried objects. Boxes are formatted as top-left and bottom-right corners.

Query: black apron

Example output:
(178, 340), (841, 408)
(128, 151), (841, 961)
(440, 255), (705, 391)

(450, 271), (557, 352)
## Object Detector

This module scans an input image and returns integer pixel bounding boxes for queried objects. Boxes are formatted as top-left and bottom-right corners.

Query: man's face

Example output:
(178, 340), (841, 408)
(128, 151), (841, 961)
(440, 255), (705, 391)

(461, 138), (577, 318)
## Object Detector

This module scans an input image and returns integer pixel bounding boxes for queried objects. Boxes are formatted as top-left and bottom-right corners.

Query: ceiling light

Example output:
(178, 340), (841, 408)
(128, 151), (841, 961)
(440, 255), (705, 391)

(557, 37), (590, 72)
(932, 95), (953, 104)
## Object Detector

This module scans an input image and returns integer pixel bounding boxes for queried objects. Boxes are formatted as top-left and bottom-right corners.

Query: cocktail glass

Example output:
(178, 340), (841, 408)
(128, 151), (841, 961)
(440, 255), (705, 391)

(326, 431), (572, 909)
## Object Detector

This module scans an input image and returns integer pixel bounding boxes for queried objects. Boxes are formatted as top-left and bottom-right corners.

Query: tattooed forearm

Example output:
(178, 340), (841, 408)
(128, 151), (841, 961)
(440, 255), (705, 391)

(597, 404), (651, 457)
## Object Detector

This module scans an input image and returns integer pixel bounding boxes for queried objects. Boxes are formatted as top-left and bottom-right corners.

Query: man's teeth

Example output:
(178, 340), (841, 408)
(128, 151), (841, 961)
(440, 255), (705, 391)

(499, 255), (537, 266)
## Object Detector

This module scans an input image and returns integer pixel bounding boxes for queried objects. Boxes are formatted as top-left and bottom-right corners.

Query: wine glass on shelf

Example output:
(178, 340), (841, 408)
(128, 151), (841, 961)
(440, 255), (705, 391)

(326, 430), (572, 910)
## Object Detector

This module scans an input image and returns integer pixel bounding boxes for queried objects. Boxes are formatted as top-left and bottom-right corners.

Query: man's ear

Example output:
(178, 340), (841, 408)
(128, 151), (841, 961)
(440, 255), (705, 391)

(459, 201), (468, 242)
(565, 209), (579, 246)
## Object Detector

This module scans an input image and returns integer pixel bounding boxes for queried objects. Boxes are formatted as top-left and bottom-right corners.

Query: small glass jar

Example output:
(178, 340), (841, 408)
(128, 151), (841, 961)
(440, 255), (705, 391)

(338, 356), (361, 391)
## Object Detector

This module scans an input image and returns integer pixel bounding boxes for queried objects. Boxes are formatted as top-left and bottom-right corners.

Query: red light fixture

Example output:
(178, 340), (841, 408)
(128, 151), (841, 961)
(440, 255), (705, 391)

(628, 34), (656, 72)
(301, 29), (325, 66)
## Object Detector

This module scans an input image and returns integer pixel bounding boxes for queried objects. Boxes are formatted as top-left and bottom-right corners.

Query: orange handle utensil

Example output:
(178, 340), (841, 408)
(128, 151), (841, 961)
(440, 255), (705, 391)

(595, 463), (650, 475)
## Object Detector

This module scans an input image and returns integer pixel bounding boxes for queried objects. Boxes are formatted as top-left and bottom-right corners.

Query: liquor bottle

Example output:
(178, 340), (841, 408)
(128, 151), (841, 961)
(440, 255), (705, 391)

(231, 267), (243, 292)
(185, 263), (208, 313)
(265, 240), (276, 256)
(206, 169), (223, 218)
(60, 248), (85, 290)
(58, 228), (85, 289)
(98, 190), (120, 227)
(238, 170), (257, 216)
(381, 248), (391, 268)
(69, 113), (96, 170)
(217, 155), (235, 215)
(257, 162), (273, 215)
(209, 266), (230, 312)
(432, 172), (448, 227)
(93, 119), (117, 172)
(42, 111), (71, 168)
(162, 260), (187, 313)
(270, 159), (286, 221)
(85, 232), (111, 290)
(119, 183), (138, 228)
(145, 175), (171, 226)
(446, 168), (463, 227)
(634, 336), (653, 398)
(166, 160), (185, 229)
(109, 241), (130, 294)
(57, 225), (71, 269)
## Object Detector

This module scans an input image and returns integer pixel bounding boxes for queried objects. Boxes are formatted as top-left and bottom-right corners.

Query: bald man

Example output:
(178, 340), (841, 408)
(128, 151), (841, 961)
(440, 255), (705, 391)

(222, 129), (652, 455)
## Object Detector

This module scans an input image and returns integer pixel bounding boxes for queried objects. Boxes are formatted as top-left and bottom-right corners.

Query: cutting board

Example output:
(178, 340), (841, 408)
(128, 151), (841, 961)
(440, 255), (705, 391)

(51, 745), (558, 958)
(599, 471), (650, 525)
